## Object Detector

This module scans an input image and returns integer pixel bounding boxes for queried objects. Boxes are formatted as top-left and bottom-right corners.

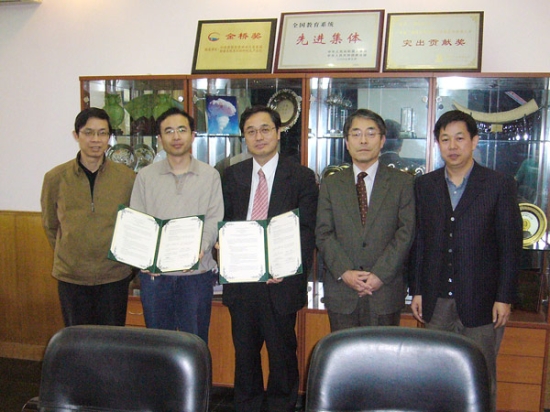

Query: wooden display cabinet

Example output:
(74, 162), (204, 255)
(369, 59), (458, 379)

(58, 72), (550, 411)
(303, 72), (550, 411)
(80, 75), (188, 172)
(187, 74), (307, 171)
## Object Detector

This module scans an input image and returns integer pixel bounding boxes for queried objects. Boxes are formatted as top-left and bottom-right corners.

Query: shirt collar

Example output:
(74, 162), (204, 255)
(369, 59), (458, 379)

(353, 160), (379, 181)
(159, 155), (199, 176)
(253, 152), (279, 179)
(75, 151), (106, 174)
(445, 161), (474, 189)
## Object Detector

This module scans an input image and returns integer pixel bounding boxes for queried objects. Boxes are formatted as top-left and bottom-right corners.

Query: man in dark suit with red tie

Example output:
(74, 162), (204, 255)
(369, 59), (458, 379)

(222, 106), (318, 412)
(409, 110), (522, 407)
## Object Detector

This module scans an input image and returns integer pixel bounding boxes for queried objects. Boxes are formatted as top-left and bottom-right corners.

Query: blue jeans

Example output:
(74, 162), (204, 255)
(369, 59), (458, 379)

(139, 271), (214, 343)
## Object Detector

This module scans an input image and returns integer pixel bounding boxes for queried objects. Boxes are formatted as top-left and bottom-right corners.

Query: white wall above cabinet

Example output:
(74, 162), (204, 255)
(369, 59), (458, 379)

(0, 0), (41, 4)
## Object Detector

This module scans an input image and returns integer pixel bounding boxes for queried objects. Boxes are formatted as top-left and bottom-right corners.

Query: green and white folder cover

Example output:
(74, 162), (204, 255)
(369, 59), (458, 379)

(108, 205), (204, 274)
(218, 209), (302, 283)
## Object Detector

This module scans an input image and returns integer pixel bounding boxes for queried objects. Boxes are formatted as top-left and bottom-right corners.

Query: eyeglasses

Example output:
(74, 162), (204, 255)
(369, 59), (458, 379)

(349, 129), (382, 139)
(163, 127), (189, 135)
(80, 129), (110, 138)
(244, 126), (276, 138)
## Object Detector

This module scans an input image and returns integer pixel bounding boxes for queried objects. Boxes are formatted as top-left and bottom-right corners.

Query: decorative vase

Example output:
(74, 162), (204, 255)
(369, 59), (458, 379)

(103, 93), (125, 132)
(153, 94), (173, 120)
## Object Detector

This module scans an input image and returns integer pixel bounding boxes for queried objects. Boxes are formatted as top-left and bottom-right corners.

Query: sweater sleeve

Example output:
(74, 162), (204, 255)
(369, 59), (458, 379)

(40, 171), (60, 250)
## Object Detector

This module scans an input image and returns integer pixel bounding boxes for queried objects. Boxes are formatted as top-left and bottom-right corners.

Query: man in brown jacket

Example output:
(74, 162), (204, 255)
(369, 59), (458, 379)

(41, 107), (135, 326)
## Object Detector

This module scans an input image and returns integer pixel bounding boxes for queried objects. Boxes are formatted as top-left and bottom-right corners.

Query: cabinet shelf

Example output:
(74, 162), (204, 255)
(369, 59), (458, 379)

(80, 73), (550, 327)
(66, 72), (550, 411)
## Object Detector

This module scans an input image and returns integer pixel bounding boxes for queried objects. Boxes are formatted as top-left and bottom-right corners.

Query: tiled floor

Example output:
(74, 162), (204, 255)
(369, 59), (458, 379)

(0, 357), (238, 412)
(0, 358), (42, 412)
(4, 357), (523, 412)
(209, 386), (236, 412)
(0, 357), (307, 412)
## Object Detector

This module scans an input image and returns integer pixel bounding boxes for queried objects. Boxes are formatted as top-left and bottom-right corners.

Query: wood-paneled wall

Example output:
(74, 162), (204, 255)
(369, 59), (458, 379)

(0, 211), (63, 360)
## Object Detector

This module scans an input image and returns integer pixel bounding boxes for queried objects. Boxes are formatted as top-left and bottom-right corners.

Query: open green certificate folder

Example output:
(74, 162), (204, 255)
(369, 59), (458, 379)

(108, 205), (204, 274)
(218, 209), (302, 283)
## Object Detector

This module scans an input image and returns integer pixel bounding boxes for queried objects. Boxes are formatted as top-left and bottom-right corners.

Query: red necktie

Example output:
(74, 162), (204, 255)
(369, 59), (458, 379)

(356, 172), (368, 225)
(251, 169), (269, 220)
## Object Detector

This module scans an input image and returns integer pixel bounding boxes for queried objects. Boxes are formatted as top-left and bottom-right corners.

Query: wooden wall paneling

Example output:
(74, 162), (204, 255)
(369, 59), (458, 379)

(301, 310), (330, 392)
(0, 213), (21, 344)
(499, 326), (546, 357)
(497, 354), (544, 385)
(125, 296), (145, 327)
(15, 213), (63, 347)
(296, 309), (308, 392)
(303, 310), (330, 361)
(497, 382), (541, 412)
(399, 314), (420, 328)
(209, 302), (236, 386)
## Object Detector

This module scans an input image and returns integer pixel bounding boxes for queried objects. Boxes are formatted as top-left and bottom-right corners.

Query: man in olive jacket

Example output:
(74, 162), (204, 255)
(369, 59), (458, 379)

(41, 108), (135, 326)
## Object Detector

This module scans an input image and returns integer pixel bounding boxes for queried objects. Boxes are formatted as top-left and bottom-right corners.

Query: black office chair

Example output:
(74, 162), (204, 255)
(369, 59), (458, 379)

(23, 325), (211, 412)
(305, 326), (492, 412)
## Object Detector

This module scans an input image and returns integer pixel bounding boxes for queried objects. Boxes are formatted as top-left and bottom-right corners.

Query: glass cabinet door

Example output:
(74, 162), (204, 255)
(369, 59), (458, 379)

(436, 75), (550, 246)
(308, 76), (430, 180)
(189, 76), (304, 173)
(80, 76), (186, 172)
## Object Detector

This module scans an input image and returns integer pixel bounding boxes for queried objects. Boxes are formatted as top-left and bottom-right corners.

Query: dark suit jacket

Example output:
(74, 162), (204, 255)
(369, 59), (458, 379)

(221, 156), (319, 315)
(316, 164), (415, 315)
(409, 162), (522, 327)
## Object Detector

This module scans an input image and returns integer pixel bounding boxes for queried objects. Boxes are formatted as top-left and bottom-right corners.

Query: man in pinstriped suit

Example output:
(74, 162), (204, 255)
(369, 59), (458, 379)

(409, 110), (522, 408)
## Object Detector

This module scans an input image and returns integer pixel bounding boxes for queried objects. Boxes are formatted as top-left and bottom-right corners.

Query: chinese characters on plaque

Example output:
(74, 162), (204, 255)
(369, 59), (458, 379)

(192, 11), (484, 73)
(384, 12), (483, 71)
(192, 19), (277, 73)
(275, 10), (384, 72)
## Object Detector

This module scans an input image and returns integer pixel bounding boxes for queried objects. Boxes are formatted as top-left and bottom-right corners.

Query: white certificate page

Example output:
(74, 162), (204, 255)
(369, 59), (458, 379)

(110, 208), (159, 270)
(267, 211), (302, 278)
(156, 216), (203, 272)
(219, 221), (266, 282)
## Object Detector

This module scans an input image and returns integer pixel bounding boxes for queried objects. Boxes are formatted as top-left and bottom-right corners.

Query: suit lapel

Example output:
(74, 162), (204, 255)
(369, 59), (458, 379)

(453, 163), (486, 217)
(268, 158), (290, 217)
(429, 163), (486, 218)
(364, 166), (390, 233)
(333, 167), (364, 230)
(235, 159), (253, 220)
(430, 168), (451, 214)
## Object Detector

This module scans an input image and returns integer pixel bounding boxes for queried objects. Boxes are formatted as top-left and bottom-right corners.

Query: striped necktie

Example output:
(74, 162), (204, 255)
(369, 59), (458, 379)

(251, 169), (269, 220)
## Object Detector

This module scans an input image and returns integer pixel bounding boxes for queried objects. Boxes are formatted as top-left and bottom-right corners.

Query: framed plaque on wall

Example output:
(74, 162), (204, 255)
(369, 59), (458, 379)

(192, 19), (277, 74)
(274, 10), (384, 72)
(384, 11), (483, 72)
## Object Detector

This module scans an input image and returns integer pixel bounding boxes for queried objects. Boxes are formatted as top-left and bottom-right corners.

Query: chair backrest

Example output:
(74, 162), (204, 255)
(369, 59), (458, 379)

(38, 325), (211, 412)
(305, 326), (492, 412)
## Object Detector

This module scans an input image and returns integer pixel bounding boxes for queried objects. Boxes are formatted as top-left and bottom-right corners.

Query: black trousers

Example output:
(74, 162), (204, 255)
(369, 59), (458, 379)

(57, 275), (131, 327)
(228, 286), (299, 412)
